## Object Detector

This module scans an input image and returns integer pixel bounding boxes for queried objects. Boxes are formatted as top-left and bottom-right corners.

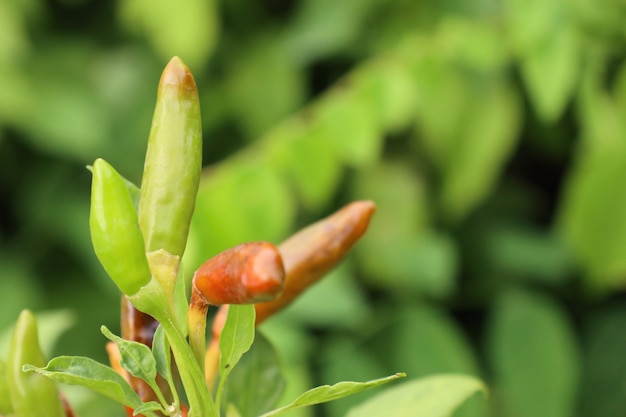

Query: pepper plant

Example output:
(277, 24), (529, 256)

(1, 57), (484, 417)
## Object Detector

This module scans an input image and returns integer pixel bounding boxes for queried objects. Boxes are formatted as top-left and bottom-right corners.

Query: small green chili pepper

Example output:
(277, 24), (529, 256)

(90, 158), (152, 296)
(8, 310), (65, 417)
(138, 56), (202, 258)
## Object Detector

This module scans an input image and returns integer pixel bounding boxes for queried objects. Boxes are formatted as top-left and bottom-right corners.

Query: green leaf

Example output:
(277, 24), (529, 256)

(101, 326), (157, 385)
(507, 0), (579, 121)
(438, 81), (521, 220)
(118, 0), (218, 68)
(319, 336), (387, 417)
(390, 305), (479, 377)
(351, 59), (416, 132)
(259, 373), (405, 417)
(223, 38), (306, 139)
(558, 74), (626, 290)
(219, 305), (256, 376)
(221, 332), (286, 417)
(151, 325), (171, 381)
(350, 161), (457, 297)
(267, 119), (343, 210)
(579, 306), (626, 417)
(314, 89), (382, 167)
(487, 290), (580, 417)
(216, 305), (256, 410)
(133, 401), (164, 416)
(345, 375), (486, 417)
(389, 306), (488, 417)
(23, 356), (143, 409)
(187, 160), (294, 269)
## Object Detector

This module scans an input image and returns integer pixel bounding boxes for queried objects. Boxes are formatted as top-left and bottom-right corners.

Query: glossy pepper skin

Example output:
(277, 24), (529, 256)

(192, 242), (285, 306)
(7, 310), (65, 417)
(188, 242), (285, 368)
(255, 200), (376, 323)
(138, 56), (202, 258)
(90, 158), (152, 296)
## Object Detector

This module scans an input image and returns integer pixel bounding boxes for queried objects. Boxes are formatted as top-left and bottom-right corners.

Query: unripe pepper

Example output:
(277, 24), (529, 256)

(8, 310), (65, 417)
(138, 56), (202, 258)
(90, 158), (152, 296)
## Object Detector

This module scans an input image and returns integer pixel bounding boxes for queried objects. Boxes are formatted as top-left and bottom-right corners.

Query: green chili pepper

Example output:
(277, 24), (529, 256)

(8, 310), (64, 417)
(138, 56), (202, 258)
(90, 158), (152, 296)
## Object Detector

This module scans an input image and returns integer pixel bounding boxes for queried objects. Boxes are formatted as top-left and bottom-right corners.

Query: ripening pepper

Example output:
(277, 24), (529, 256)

(187, 241), (285, 367)
(7, 310), (65, 417)
(90, 158), (152, 296)
(138, 56), (202, 258)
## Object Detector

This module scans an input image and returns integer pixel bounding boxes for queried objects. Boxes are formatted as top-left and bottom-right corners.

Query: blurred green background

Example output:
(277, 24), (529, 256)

(1, 0), (626, 416)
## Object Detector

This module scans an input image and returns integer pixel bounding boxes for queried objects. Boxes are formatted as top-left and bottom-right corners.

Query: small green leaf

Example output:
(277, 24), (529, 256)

(345, 375), (486, 417)
(216, 305), (256, 409)
(101, 326), (158, 384)
(133, 401), (164, 416)
(152, 325), (171, 381)
(219, 305), (256, 373)
(23, 356), (143, 409)
(259, 373), (405, 417)
(221, 332), (286, 417)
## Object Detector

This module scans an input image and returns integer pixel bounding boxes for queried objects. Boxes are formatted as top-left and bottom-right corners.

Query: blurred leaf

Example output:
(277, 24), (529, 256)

(0, 1), (30, 65)
(345, 375), (486, 417)
(314, 89), (382, 167)
(285, 0), (380, 63)
(390, 305), (479, 376)
(558, 140), (626, 290)
(487, 290), (580, 417)
(407, 28), (521, 219)
(222, 332), (286, 417)
(224, 39), (306, 139)
(438, 81), (521, 220)
(351, 58), (416, 132)
(485, 222), (572, 285)
(319, 336), (388, 417)
(350, 160), (457, 297)
(0, 259), (42, 340)
(507, 0), (579, 121)
(578, 305), (626, 417)
(22, 82), (108, 160)
(187, 160), (295, 270)
(389, 305), (488, 417)
(267, 119), (343, 210)
(118, 0), (218, 68)
(280, 264), (371, 330)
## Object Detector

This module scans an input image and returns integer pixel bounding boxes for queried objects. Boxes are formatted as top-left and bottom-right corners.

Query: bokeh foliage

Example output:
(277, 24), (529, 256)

(1, 0), (626, 416)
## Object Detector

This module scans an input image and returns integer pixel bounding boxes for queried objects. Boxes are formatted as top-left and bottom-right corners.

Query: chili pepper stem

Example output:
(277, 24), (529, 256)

(129, 278), (216, 417)
(159, 316), (215, 417)
(187, 288), (209, 370)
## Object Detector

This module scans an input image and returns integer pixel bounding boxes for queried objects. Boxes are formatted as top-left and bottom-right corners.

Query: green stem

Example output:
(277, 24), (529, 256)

(159, 313), (216, 417)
